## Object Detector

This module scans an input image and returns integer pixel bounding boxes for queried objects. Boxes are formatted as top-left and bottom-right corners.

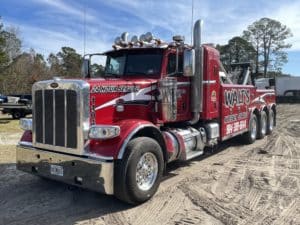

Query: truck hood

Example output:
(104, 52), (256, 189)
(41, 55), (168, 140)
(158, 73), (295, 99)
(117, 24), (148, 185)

(87, 78), (157, 124)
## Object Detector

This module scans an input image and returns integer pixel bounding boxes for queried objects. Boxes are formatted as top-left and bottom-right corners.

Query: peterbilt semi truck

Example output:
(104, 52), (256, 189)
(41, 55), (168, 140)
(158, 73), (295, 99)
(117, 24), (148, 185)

(17, 20), (276, 204)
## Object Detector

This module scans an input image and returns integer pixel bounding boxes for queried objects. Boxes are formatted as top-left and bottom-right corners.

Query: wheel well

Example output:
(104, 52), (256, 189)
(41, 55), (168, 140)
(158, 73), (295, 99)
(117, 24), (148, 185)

(132, 127), (168, 163)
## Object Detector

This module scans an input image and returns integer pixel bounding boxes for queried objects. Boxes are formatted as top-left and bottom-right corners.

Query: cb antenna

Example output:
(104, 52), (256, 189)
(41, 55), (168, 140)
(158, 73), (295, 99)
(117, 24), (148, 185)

(83, 0), (86, 55)
(191, 0), (194, 45)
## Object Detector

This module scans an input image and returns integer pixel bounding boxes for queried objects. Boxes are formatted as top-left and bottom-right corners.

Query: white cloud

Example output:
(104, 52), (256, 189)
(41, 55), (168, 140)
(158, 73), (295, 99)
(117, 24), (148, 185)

(12, 23), (110, 57)
(30, 0), (95, 21)
(4, 0), (300, 61)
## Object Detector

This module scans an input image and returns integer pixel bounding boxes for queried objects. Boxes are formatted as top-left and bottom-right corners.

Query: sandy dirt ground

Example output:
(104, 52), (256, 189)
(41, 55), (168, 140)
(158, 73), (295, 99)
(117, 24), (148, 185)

(0, 105), (300, 225)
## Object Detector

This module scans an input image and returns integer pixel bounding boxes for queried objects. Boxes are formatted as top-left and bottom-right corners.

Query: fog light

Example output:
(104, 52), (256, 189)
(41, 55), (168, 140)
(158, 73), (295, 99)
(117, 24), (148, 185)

(19, 118), (32, 131)
(88, 125), (120, 140)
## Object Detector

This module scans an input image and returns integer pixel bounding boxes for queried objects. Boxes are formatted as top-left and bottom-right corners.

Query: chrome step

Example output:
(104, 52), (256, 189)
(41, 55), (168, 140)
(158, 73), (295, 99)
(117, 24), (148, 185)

(186, 150), (204, 160)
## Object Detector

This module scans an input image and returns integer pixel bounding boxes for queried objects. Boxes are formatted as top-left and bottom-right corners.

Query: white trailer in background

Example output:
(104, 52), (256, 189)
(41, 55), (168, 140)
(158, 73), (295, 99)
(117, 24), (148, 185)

(275, 76), (300, 96)
(255, 78), (275, 90)
(254, 76), (300, 103)
(276, 76), (300, 103)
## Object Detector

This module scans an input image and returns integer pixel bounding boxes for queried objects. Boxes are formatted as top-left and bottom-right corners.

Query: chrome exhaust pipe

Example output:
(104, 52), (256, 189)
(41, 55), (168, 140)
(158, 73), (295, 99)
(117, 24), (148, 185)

(190, 19), (203, 124)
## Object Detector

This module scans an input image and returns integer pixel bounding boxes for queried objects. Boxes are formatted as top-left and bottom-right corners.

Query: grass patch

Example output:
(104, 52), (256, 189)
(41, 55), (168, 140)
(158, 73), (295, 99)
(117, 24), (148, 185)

(0, 114), (23, 133)
(0, 145), (16, 164)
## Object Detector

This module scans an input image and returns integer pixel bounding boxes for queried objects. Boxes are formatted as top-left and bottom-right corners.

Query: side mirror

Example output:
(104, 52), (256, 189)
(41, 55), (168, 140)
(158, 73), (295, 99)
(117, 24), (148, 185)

(81, 58), (90, 78)
(183, 49), (195, 77)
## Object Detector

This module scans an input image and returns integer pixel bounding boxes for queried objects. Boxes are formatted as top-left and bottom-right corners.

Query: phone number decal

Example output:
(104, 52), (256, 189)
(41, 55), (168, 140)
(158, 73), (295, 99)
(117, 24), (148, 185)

(226, 120), (247, 135)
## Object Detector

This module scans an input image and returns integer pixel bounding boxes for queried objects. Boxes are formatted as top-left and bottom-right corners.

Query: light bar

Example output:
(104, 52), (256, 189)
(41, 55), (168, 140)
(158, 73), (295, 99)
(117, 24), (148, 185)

(113, 32), (168, 49)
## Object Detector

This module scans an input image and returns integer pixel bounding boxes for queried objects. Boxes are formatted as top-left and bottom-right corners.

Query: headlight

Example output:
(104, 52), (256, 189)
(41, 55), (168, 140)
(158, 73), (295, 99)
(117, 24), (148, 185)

(88, 125), (120, 140)
(19, 118), (32, 131)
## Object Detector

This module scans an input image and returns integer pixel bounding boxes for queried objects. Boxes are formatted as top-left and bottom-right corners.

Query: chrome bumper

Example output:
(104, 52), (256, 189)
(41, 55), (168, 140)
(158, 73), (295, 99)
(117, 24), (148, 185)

(16, 145), (114, 195)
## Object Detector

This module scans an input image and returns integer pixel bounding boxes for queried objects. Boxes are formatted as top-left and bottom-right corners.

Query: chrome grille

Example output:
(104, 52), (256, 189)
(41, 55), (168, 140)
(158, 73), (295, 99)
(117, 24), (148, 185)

(35, 89), (77, 148)
(32, 79), (90, 155)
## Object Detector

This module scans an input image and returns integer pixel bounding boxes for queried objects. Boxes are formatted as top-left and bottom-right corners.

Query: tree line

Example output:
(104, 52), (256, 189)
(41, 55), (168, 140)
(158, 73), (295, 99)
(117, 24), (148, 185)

(0, 16), (293, 94)
(0, 17), (82, 94)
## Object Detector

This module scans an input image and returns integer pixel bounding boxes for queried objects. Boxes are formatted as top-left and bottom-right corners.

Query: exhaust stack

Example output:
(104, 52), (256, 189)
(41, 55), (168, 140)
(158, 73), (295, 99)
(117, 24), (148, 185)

(190, 19), (203, 124)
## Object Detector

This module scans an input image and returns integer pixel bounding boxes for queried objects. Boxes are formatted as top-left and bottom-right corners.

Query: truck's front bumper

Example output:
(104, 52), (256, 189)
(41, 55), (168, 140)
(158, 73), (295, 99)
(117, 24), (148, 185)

(16, 145), (114, 194)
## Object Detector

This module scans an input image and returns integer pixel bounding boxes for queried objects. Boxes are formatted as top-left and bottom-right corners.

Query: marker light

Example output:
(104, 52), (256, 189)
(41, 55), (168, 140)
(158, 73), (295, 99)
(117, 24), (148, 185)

(88, 125), (120, 140)
(19, 118), (32, 131)
(131, 35), (138, 43)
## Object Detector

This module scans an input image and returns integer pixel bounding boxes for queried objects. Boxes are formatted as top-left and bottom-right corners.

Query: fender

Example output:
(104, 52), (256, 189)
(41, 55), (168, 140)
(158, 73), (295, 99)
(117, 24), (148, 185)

(117, 120), (163, 159)
(88, 119), (165, 160)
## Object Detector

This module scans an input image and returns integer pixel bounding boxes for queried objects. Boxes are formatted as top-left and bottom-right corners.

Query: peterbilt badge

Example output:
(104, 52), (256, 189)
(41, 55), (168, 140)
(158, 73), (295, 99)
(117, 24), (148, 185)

(50, 82), (59, 88)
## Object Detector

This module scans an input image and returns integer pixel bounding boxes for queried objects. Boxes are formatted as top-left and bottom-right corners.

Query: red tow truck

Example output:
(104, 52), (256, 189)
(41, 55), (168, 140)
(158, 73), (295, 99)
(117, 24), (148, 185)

(17, 20), (276, 204)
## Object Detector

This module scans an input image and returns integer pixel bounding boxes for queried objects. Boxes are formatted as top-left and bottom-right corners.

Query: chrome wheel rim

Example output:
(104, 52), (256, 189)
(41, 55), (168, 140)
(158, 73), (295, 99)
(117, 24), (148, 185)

(261, 114), (267, 135)
(269, 112), (274, 131)
(251, 118), (257, 140)
(136, 152), (158, 191)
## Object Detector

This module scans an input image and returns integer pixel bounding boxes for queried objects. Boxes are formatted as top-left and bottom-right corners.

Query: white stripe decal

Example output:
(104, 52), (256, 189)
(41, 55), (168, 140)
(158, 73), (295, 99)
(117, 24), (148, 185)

(203, 80), (216, 84)
(95, 85), (154, 111)
(251, 92), (275, 104)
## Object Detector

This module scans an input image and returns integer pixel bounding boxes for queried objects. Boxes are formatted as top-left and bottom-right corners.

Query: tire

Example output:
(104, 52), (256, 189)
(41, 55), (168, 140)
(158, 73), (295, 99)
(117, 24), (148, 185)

(12, 110), (22, 119)
(242, 113), (258, 144)
(114, 137), (164, 205)
(257, 111), (267, 139)
(266, 110), (275, 135)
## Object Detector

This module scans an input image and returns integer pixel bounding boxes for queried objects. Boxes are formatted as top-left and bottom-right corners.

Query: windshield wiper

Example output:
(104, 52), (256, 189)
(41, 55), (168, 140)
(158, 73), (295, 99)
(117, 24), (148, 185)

(104, 72), (122, 78)
(126, 71), (149, 75)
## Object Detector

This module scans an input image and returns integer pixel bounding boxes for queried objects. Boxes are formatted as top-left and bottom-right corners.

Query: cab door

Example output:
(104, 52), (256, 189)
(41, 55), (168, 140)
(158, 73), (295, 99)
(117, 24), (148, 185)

(166, 52), (191, 121)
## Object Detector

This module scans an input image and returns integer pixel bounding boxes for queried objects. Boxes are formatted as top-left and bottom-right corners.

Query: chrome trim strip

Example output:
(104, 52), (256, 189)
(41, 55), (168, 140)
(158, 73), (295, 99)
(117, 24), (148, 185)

(53, 89), (56, 146)
(202, 80), (216, 84)
(84, 152), (114, 161)
(117, 124), (161, 159)
(64, 89), (67, 147)
(19, 141), (33, 147)
(177, 82), (190, 86)
(42, 89), (45, 143)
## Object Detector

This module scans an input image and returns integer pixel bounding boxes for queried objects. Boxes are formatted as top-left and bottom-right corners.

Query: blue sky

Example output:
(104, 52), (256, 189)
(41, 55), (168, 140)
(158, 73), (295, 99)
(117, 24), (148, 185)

(1, 0), (299, 76)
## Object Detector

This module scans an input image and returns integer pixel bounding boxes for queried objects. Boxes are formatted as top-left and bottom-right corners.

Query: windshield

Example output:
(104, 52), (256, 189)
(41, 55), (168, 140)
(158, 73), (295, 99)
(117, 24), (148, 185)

(104, 49), (163, 77)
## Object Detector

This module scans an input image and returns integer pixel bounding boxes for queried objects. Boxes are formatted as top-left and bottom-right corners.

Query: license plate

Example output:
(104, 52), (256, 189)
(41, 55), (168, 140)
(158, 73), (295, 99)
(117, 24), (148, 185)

(50, 165), (64, 176)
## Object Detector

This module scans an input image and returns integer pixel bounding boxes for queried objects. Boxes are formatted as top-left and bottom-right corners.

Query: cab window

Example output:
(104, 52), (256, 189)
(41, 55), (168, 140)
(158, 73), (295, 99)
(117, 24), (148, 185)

(167, 53), (183, 75)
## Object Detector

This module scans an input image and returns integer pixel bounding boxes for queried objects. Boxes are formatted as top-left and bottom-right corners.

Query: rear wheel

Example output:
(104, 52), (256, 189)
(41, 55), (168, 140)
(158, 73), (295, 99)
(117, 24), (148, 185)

(242, 113), (258, 144)
(266, 110), (275, 134)
(257, 111), (267, 139)
(114, 137), (164, 204)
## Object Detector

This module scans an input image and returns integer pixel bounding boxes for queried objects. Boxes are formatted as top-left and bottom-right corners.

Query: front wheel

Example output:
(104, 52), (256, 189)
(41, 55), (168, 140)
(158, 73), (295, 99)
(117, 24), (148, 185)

(114, 137), (164, 204)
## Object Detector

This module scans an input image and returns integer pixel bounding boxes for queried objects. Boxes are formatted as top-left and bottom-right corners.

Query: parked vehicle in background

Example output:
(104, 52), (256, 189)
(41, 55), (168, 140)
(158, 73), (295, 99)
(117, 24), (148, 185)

(275, 77), (300, 103)
(254, 78), (275, 90)
(0, 94), (8, 104)
(0, 94), (32, 119)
